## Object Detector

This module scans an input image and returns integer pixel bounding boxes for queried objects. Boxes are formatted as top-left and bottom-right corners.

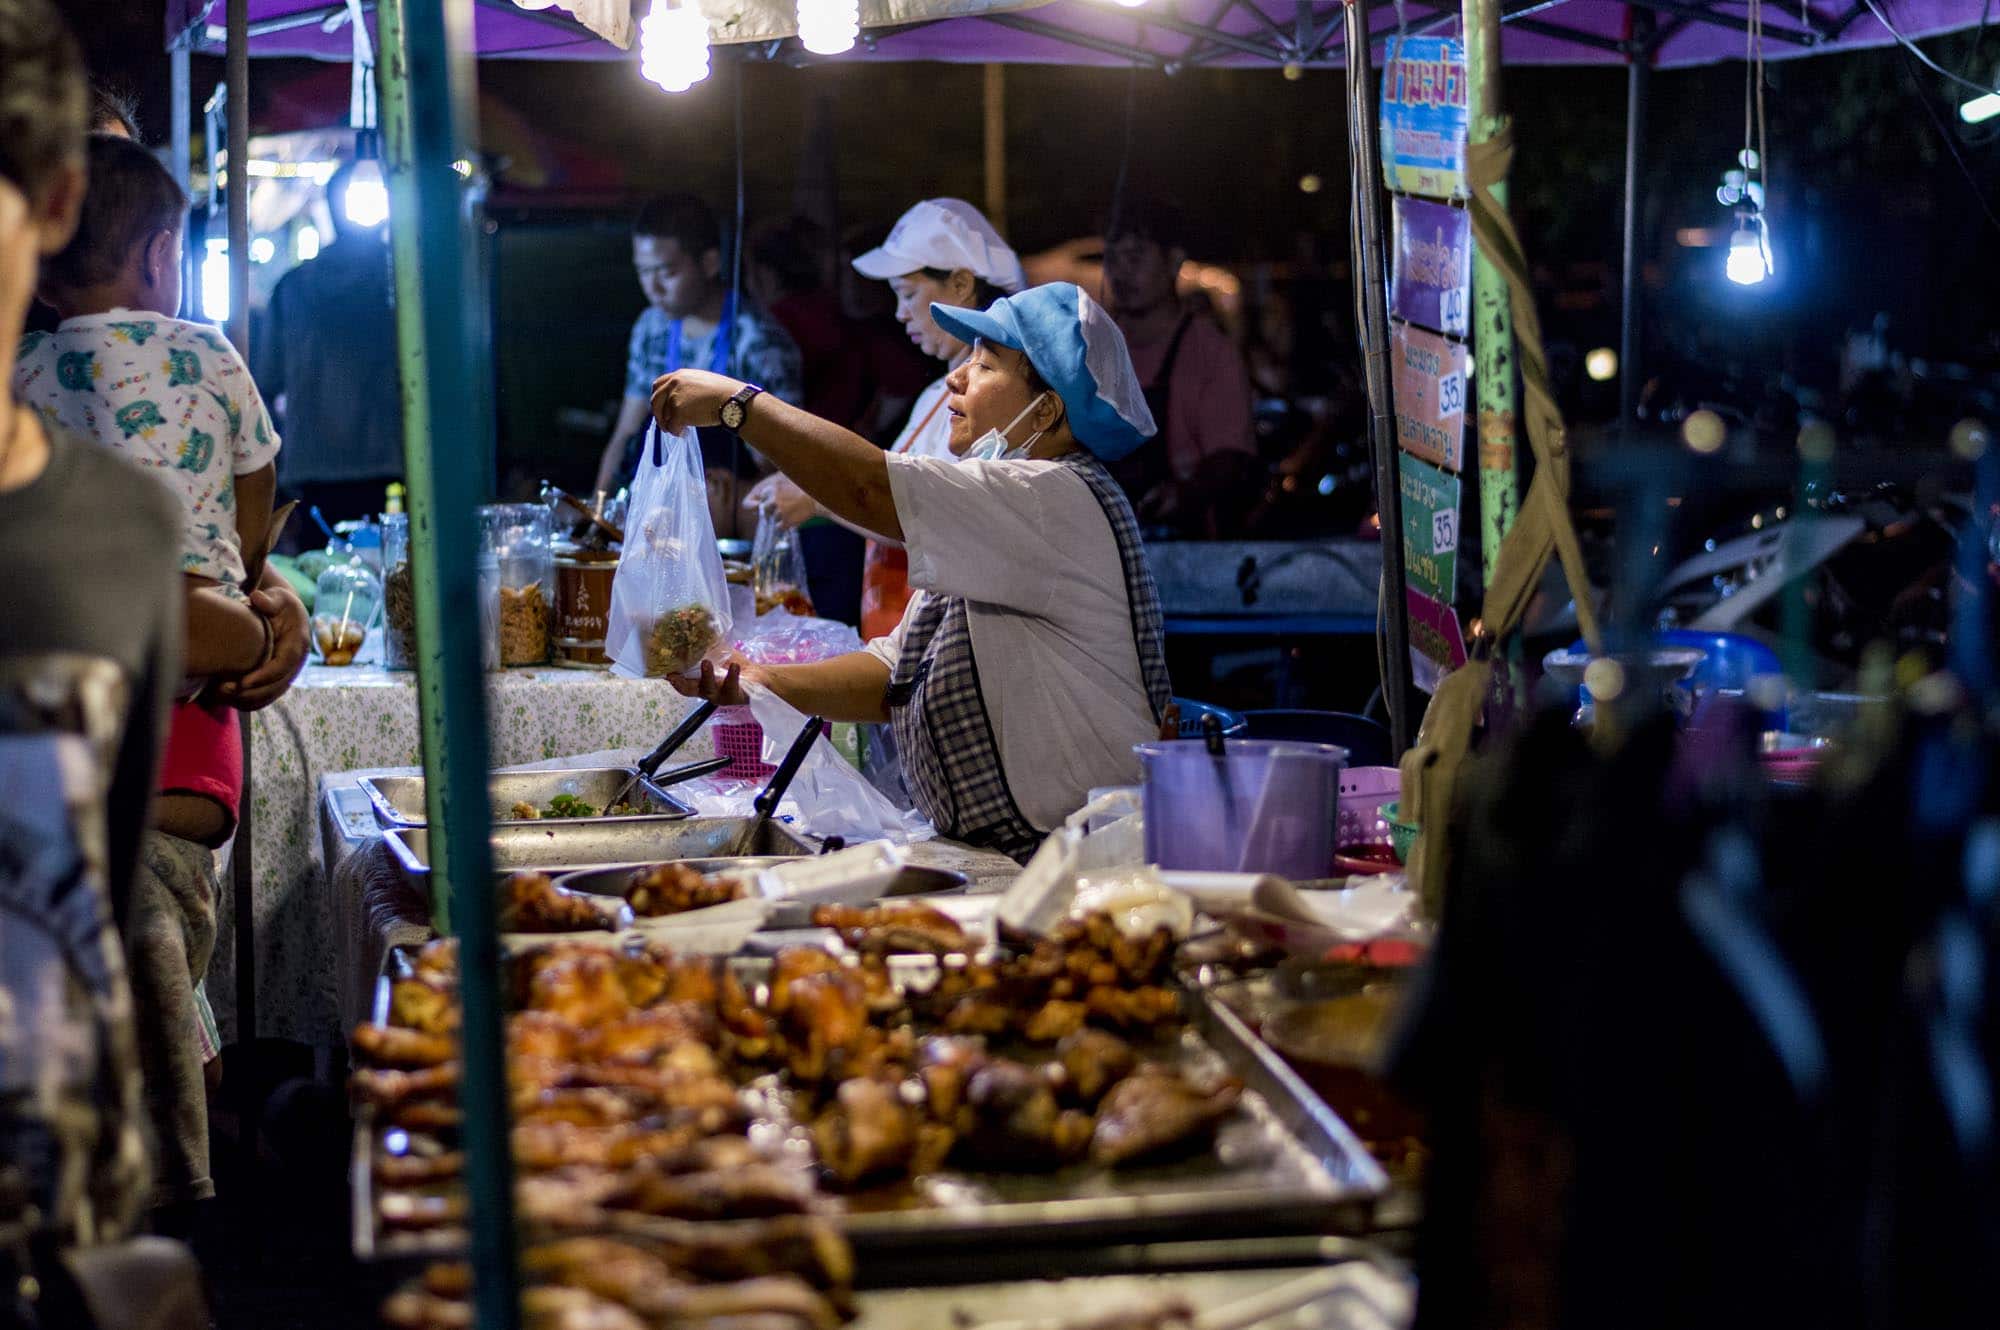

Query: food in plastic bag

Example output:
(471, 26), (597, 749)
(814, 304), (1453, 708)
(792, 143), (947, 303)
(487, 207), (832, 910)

(735, 611), (864, 666)
(606, 424), (734, 679)
(751, 503), (815, 617)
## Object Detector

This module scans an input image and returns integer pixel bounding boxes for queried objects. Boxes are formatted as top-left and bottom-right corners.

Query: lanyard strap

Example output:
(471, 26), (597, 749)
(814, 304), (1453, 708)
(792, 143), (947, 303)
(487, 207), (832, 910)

(664, 290), (738, 378)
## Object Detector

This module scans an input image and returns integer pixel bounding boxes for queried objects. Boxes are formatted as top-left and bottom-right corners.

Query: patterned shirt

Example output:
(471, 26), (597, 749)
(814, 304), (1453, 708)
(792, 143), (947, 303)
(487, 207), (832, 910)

(622, 302), (803, 404)
(16, 312), (281, 591)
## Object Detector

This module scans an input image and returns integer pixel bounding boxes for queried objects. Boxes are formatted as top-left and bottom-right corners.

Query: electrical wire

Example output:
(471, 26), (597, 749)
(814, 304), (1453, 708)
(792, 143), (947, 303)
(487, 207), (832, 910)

(1857, 0), (2000, 98)
(1888, 26), (2000, 234)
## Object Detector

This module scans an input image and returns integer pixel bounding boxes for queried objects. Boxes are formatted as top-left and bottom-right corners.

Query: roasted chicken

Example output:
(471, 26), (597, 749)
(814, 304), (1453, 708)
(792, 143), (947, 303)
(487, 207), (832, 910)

(624, 862), (746, 917)
(809, 901), (970, 955)
(499, 872), (616, 934)
(1089, 1066), (1243, 1167)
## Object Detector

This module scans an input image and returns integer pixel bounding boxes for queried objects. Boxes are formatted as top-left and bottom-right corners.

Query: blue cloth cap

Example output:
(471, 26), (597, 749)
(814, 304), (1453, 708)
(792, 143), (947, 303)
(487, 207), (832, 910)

(930, 282), (1157, 461)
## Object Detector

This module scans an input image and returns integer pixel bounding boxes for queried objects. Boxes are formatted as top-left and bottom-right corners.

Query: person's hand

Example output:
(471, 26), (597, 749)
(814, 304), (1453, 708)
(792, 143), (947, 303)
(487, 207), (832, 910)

(215, 581), (308, 710)
(769, 476), (820, 529)
(665, 654), (765, 708)
(744, 473), (783, 511)
(651, 370), (745, 435)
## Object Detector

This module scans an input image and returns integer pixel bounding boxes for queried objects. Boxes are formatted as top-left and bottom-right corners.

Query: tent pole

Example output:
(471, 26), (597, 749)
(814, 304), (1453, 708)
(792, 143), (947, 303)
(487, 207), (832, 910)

(1463, 0), (1518, 582)
(376, 4), (516, 1330)
(170, 42), (191, 197)
(983, 64), (1007, 236)
(1618, 9), (1655, 434)
(1346, 0), (1414, 755)
(225, 0), (249, 357)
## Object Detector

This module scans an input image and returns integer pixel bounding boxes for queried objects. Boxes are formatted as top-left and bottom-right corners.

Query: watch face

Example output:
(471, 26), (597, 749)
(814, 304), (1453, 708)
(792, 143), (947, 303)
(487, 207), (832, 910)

(721, 401), (743, 429)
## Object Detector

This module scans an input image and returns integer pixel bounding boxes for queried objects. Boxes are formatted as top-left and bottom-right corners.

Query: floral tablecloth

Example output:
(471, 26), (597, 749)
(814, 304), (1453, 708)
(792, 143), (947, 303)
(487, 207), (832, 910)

(210, 661), (705, 1046)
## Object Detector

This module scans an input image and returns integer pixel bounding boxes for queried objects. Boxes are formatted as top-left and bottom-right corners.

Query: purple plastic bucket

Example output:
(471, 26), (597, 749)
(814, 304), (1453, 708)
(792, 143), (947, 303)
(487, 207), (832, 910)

(1134, 739), (1347, 878)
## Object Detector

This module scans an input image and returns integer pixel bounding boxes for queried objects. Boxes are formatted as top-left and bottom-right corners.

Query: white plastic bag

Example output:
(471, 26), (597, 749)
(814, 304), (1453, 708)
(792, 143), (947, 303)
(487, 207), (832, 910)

(606, 424), (734, 679)
(746, 684), (932, 844)
(751, 504), (815, 617)
(734, 611), (863, 666)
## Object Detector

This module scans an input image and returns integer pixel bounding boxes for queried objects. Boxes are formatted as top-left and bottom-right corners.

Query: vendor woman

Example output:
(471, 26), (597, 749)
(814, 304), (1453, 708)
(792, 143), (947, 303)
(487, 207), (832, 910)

(655, 283), (1171, 861)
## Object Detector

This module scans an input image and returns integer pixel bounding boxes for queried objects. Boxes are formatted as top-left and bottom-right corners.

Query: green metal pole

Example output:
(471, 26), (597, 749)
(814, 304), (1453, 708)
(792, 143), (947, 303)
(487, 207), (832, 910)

(1462, 0), (1519, 582)
(376, 4), (517, 1329)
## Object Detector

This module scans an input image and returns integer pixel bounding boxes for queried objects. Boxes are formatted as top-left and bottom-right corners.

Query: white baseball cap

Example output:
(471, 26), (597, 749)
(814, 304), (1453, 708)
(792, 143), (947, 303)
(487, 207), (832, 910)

(850, 198), (1026, 293)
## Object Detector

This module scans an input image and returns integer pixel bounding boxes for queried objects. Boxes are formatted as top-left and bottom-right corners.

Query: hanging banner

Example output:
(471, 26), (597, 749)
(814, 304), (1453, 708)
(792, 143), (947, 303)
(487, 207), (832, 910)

(1406, 586), (1468, 695)
(1399, 452), (1460, 604)
(1390, 322), (1467, 472)
(1379, 36), (1470, 201)
(1391, 197), (1471, 337)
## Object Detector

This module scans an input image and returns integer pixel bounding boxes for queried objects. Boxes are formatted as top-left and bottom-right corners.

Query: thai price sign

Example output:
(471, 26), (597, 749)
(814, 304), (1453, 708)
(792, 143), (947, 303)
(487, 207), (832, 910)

(1392, 196), (1471, 337)
(1398, 452), (1460, 604)
(1390, 322), (1467, 472)
(1379, 36), (1470, 200)
(1406, 586), (1468, 695)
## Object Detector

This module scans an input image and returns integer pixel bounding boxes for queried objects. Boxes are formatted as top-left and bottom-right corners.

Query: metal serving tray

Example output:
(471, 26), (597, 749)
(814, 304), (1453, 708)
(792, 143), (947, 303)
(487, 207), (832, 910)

(381, 816), (817, 890)
(359, 766), (696, 830)
(353, 953), (1388, 1269)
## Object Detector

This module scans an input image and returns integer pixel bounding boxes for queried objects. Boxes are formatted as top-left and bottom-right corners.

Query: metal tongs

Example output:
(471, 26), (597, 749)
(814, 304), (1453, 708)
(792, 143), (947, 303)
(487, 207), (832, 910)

(605, 699), (724, 811)
(727, 714), (826, 854)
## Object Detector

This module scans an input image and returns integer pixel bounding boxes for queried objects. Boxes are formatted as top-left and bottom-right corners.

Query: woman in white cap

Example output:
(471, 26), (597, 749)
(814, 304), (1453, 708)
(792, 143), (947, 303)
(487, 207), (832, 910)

(654, 283), (1169, 862)
(755, 198), (1025, 641)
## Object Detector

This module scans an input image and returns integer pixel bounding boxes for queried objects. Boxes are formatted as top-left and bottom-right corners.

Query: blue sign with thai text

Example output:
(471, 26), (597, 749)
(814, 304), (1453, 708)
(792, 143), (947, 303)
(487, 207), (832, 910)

(1380, 36), (1470, 201)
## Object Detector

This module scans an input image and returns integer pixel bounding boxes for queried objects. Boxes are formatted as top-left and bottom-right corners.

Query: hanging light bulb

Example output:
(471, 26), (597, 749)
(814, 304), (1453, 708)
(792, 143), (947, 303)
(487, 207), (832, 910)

(1113, 0), (1149, 7)
(640, 0), (711, 92)
(795, 0), (858, 54)
(344, 128), (389, 229)
(1725, 215), (1772, 287)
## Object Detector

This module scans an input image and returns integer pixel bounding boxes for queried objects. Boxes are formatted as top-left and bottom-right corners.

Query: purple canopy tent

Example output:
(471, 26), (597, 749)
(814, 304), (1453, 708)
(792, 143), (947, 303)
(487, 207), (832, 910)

(175, 0), (1990, 69)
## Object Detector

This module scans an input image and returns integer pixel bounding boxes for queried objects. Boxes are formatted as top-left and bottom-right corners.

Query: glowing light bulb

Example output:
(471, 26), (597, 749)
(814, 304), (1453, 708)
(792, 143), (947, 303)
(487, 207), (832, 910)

(1725, 225), (1770, 286)
(640, 1), (711, 92)
(1961, 91), (2000, 124)
(249, 236), (275, 264)
(345, 157), (390, 228)
(201, 237), (230, 323)
(295, 225), (321, 262)
(1585, 347), (1618, 382)
(1113, 0), (1148, 7)
(796, 0), (858, 54)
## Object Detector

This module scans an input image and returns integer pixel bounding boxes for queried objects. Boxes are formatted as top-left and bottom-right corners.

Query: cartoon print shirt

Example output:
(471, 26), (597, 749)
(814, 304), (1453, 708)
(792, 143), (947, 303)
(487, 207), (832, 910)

(15, 311), (282, 592)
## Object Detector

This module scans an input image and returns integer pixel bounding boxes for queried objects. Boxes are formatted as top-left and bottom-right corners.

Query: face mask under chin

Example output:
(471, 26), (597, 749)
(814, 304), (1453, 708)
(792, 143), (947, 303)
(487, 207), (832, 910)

(965, 392), (1051, 463)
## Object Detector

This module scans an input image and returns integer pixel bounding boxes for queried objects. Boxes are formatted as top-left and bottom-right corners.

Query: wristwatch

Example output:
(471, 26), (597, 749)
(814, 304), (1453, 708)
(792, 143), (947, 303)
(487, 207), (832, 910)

(719, 383), (764, 432)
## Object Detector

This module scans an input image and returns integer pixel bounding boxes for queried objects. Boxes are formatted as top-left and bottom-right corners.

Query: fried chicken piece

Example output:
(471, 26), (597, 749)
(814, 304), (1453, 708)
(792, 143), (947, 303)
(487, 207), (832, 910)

(941, 994), (1013, 1038)
(412, 937), (459, 980)
(381, 1286), (471, 1330)
(655, 953), (722, 1007)
(518, 1287), (647, 1330)
(1022, 999), (1087, 1043)
(604, 1163), (818, 1221)
(512, 1120), (707, 1172)
(353, 1062), (460, 1105)
(915, 1035), (988, 1125)
(522, 1242), (842, 1330)
(353, 1023), (455, 1069)
(514, 1170), (626, 1223)
(1089, 1066), (1243, 1166)
(391, 977), (459, 1035)
(1083, 984), (1182, 1031)
(388, 1101), (463, 1131)
(767, 947), (843, 1015)
(960, 1059), (1093, 1169)
(642, 1215), (855, 1291)
(1054, 1029), (1138, 1106)
(500, 872), (617, 933)
(780, 968), (870, 1083)
(625, 862), (747, 917)
(810, 902), (970, 956)
(853, 955), (907, 1019)
(719, 964), (775, 1061)
(512, 1086), (640, 1129)
(510, 1010), (582, 1062)
(582, 1003), (718, 1065)
(374, 1150), (466, 1186)
(812, 1076), (921, 1187)
(528, 951), (631, 1027)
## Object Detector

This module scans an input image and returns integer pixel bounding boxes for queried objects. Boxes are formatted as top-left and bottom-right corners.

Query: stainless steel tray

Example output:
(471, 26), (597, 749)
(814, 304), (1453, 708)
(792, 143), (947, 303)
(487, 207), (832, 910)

(382, 816), (817, 889)
(359, 766), (696, 830)
(353, 955), (1387, 1269)
(554, 859), (970, 915)
(853, 1245), (1410, 1324)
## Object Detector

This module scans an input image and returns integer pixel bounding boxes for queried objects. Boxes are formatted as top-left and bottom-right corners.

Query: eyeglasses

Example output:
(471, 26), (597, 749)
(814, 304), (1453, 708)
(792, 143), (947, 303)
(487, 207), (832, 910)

(634, 263), (674, 280)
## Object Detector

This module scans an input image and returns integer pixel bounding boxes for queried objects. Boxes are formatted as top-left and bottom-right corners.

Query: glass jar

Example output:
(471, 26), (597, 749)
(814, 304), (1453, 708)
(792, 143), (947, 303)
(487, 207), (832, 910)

(551, 541), (620, 668)
(311, 553), (379, 667)
(380, 514), (417, 671)
(480, 503), (553, 666)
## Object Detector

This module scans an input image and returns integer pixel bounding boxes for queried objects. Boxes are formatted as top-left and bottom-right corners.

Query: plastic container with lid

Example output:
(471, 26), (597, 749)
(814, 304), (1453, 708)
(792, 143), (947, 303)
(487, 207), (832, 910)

(380, 514), (416, 671)
(480, 503), (553, 666)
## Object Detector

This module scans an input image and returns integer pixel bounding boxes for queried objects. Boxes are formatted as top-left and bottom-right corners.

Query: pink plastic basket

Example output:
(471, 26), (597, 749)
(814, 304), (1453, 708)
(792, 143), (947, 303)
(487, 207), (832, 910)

(1337, 766), (1401, 849)
(712, 716), (834, 781)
